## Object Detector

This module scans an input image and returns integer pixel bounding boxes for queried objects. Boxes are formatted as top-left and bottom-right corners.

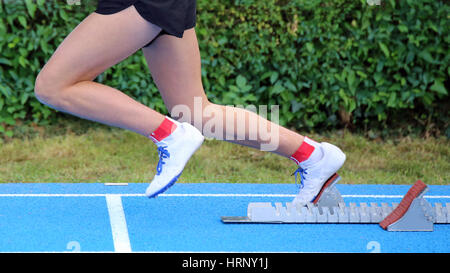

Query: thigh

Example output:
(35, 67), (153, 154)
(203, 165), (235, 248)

(141, 28), (208, 113)
(38, 5), (161, 87)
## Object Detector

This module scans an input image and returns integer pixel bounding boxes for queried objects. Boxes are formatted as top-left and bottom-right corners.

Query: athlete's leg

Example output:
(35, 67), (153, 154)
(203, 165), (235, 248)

(141, 28), (304, 157)
(34, 5), (165, 136)
(142, 28), (346, 204)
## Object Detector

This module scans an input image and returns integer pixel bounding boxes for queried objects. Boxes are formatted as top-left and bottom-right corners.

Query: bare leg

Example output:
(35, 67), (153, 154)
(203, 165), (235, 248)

(142, 28), (304, 158)
(34, 5), (165, 136)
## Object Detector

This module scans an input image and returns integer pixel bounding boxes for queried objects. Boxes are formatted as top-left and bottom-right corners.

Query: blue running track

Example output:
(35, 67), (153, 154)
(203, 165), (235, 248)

(0, 183), (449, 253)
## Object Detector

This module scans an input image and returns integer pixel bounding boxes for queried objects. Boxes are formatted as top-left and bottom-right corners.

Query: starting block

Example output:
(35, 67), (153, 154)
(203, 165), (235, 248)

(221, 179), (449, 232)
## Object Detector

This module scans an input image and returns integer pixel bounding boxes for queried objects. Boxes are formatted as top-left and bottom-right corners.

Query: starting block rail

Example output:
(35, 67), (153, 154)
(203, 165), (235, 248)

(221, 180), (449, 231)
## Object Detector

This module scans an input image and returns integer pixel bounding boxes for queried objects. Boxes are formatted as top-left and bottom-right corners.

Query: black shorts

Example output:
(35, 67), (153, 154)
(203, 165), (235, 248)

(95, 0), (197, 48)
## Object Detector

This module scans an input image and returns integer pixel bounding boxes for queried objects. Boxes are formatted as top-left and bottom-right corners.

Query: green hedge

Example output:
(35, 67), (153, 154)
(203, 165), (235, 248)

(0, 0), (448, 138)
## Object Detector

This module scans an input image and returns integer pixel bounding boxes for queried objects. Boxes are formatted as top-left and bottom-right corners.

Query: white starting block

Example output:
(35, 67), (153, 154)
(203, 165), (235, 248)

(221, 180), (449, 231)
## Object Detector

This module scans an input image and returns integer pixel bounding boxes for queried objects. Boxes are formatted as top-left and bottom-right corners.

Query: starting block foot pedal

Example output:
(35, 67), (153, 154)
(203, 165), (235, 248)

(379, 180), (435, 231)
(313, 174), (343, 209)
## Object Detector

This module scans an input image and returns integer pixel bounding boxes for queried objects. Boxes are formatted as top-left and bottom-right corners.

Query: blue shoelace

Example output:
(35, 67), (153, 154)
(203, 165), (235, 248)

(156, 146), (170, 175)
(292, 167), (308, 189)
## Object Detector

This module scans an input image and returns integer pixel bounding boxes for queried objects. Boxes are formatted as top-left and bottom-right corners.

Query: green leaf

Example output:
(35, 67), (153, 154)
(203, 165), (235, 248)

(0, 84), (12, 97)
(271, 82), (284, 95)
(387, 92), (397, 107)
(0, 58), (12, 66)
(406, 51), (415, 63)
(418, 50), (434, 63)
(17, 16), (27, 28)
(356, 71), (367, 79)
(378, 42), (390, 57)
(24, 0), (37, 18)
(398, 25), (408, 33)
(430, 79), (447, 95)
(18, 56), (28, 68)
(389, 0), (396, 8)
(59, 9), (69, 21)
(216, 75), (225, 86)
(348, 99), (356, 113)
(236, 75), (247, 88)
(291, 100), (303, 113)
(39, 39), (49, 53)
(284, 80), (297, 92)
(347, 70), (356, 87)
(270, 72), (279, 85)
(21, 93), (29, 105)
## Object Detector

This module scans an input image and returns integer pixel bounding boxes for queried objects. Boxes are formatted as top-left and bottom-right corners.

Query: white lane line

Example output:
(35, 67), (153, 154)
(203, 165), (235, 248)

(0, 193), (449, 198)
(105, 195), (131, 253)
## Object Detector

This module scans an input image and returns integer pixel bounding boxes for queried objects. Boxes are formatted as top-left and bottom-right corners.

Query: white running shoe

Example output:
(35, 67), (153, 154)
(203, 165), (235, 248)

(292, 142), (346, 206)
(145, 121), (204, 198)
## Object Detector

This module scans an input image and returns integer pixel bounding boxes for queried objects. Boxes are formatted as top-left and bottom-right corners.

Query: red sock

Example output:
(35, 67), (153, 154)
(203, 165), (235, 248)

(149, 117), (177, 143)
(290, 137), (319, 165)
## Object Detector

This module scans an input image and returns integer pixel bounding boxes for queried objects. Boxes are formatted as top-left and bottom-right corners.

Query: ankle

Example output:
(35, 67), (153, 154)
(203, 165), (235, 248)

(290, 137), (323, 167)
(149, 117), (178, 143)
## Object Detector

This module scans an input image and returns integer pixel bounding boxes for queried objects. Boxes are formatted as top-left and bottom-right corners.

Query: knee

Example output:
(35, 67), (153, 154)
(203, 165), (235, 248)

(34, 71), (54, 105)
(34, 70), (67, 109)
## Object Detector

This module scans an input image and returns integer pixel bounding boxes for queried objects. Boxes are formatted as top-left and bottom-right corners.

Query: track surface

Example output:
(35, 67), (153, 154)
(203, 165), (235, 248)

(0, 183), (449, 253)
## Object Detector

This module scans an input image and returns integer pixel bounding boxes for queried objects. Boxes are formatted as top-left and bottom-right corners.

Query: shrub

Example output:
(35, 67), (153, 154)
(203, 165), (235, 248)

(0, 0), (448, 138)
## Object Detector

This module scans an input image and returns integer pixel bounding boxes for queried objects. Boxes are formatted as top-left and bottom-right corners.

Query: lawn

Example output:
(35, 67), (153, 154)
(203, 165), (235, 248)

(0, 119), (449, 185)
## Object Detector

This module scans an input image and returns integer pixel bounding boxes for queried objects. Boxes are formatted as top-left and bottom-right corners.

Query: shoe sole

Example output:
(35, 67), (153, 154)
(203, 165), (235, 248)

(146, 172), (182, 198)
